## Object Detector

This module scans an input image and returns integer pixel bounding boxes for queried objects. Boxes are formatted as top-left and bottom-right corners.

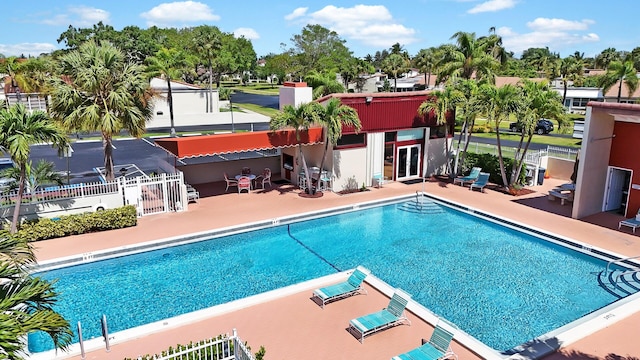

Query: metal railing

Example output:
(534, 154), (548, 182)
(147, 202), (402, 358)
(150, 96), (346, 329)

(465, 142), (578, 161)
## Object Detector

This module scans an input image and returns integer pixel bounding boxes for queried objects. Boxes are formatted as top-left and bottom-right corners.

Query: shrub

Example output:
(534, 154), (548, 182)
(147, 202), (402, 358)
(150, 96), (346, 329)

(0, 205), (137, 242)
(462, 153), (527, 186)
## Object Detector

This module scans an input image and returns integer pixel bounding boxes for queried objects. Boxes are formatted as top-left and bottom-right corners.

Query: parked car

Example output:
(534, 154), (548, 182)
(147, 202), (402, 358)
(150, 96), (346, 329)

(0, 158), (16, 191)
(509, 119), (554, 135)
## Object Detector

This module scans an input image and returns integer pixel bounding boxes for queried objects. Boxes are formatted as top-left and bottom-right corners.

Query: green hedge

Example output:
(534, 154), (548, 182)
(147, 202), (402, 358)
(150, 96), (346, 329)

(461, 153), (527, 186)
(0, 205), (137, 242)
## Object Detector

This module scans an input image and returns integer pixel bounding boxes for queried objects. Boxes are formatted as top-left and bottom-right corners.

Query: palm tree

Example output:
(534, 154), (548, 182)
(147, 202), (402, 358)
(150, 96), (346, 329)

(0, 236), (72, 356)
(414, 47), (437, 89)
(270, 103), (322, 194)
(49, 40), (154, 181)
(598, 60), (639, 103)
(11, 57), (55, 113)
(559, 56), (583, 103)
(418, 86), (463, 176)
(190, 25), (222, 113)
(382, 53), (408, 92)
(146, 47), (192, 137)
(509, 80), (564, 187)
(304, 70), (345, 99)
(477, 83), (521, 189)
(1, 159), (64, 192)
(452, 79), (482, 174)
(314, 98), (361, 193)
(0, 104), (68, 233)
(437, 31), (500, 84)
(595, 47), (620, 69)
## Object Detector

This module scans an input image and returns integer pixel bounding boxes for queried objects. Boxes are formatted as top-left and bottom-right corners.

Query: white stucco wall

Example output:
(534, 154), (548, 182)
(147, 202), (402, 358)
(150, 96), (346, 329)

(279, 86), (313, 110)
(573, 107), (615, 219)
(332, 147), (368, 192)
(147, 88), (221, 129)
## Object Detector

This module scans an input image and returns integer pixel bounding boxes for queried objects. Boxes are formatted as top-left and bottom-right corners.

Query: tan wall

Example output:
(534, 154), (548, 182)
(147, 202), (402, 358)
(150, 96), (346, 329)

(147, 89), (221, 129)
(546, 158), (574, 180)
(332, 147), (368, 191)
(425, 138), (449, 177)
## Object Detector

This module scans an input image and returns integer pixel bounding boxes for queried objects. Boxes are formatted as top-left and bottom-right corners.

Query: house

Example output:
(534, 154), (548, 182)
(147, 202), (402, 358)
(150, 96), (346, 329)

(155, 82), (452, 192)
(572, 102), (640, 219)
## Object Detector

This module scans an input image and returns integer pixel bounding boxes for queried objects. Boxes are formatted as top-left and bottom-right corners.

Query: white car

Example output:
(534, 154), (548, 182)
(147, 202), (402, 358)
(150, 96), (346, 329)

(0, 158), (16, 191)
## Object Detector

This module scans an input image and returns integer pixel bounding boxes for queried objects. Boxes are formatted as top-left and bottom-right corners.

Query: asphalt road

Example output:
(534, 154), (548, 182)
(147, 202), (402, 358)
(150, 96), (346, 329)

(231, 91), (279, 109)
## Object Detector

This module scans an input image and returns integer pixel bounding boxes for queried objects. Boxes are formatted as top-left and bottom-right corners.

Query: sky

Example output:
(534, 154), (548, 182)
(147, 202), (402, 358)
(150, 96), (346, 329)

(1, 0), (639, 59)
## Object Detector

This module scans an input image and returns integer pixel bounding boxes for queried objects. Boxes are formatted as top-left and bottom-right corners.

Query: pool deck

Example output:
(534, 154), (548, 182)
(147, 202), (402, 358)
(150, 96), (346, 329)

(32, 177), (640, 360)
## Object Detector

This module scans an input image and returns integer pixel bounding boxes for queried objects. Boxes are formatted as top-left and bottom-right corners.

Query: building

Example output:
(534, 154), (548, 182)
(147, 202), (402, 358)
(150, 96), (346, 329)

(155, 83), (452, 192)
(573, 102), (640, 219)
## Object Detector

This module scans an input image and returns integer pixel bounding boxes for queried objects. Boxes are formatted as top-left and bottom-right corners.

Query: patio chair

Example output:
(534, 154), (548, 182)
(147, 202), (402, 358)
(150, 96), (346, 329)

(391, 323), (457, 360)
(349, 289), (411, 343)
(238, 176), (251, 194)
(186, 184), (199, 203)
(469, 173), (490, 193)
(224, 173), (238, 192)
(255, 168), (272, 189)
(319, 170), (332, 192)
(312, 266), (370, 308)
(453, 167), (481, 186)
(373, 173), (388, 188)
(619, 209), (640, 233)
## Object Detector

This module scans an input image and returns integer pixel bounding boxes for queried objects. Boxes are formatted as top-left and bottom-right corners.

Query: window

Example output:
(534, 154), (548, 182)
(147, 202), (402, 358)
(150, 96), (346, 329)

(336, 134), (366, 148)
(385, 132), (396, 143)
(572, 98), (590, 108)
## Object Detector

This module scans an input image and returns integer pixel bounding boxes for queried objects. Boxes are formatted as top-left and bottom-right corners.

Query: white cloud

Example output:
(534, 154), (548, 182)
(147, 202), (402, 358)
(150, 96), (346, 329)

(285, 7), (308, 21)
(0, 43), (58, 57)
(141, 1), (220, 26)
(527, 18), (594, 32)
(234, 28), (260, 40)
(468, 0), (516, 14)
(41, 6), (110, 27)
(496, 18), (600, 55)
(287, 5), (418, 50)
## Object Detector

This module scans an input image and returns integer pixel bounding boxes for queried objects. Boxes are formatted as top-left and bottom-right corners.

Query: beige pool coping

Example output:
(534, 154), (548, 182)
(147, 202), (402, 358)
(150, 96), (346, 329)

(31, 177), (640, 360)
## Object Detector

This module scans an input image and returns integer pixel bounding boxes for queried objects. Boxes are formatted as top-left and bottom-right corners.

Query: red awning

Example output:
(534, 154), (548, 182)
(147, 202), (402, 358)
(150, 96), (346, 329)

(154, 128), (324, 159)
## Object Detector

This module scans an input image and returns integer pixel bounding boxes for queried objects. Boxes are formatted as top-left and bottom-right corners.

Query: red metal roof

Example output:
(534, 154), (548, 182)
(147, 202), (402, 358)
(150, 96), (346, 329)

(154, 128), (324, 159)
(317, 91), (453, 134)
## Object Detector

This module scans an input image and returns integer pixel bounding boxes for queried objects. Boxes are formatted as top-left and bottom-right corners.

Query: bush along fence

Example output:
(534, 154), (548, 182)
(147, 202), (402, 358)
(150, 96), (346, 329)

(0, 205), (137, 242)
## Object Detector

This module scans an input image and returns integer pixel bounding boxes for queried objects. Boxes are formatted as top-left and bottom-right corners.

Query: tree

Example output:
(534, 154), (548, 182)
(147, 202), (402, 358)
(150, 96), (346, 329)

(437, 31), (500, 84)
(418, 86), (463, 176)
(314, 98), (361, 194)
(304, 70), (345, 99)
(0, 104), (68, 233)
(559, 56), (583, 103)
(1, 159), (64, 192)
(477, 83), (521, 189)
(190, 25), (222, 113)
(595, 47), (620, 69)
(11, 57), (56, 112)
(598, 60), (639, 103)
(270, 103), (322, 194)
(382, 54), (409, 92)
(146, 47), (192, 137)
(49, 40), (154, 181)
(290, 24), (352, 74)
(0, 236), (72, 357)
(452, 79), (482, 174)
(520, 47), (558, 72)
(509, 80), (564, 188)
(414, 47), (438, 89)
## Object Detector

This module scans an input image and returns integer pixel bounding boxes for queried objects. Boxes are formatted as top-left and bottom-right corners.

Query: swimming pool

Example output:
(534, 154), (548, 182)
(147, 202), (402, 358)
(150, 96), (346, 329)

(30, 196), (638, 354)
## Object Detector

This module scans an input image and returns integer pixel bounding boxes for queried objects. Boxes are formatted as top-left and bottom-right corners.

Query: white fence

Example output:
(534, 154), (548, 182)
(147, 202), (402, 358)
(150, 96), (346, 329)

(147, 329), (255, 360)
(0, 173), (187, 219)
(466, 142), (578, 161)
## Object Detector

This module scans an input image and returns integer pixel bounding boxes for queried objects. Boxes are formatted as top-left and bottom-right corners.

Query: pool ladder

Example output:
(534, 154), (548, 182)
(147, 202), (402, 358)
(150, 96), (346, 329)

(598, 255), (640, 298)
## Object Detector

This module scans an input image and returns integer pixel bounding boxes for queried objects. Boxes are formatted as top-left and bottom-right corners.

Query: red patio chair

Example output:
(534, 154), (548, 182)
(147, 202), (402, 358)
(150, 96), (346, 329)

(238, 176), (251, 194)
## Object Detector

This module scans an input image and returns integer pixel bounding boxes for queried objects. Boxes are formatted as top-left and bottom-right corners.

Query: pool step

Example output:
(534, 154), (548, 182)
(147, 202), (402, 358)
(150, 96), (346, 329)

(397, 199), (444, 214)
(598, 270), (640, 298)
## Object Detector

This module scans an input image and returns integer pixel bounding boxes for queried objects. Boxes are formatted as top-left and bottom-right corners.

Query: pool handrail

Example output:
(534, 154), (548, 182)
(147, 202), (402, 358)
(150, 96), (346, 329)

(605, 254), (640, 275)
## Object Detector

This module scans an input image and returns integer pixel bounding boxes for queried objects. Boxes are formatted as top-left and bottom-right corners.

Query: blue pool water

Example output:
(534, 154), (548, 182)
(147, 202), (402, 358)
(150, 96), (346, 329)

(30, 200), (626, 353)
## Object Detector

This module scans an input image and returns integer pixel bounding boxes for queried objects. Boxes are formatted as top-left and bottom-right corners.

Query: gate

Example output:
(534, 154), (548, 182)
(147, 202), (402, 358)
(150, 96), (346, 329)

(122, 173), (186, 216)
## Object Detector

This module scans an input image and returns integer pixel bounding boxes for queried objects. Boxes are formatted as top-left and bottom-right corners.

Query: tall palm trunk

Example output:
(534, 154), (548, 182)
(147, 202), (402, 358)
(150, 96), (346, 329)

(495, 128), (509, 189)
(104, 135), (114, 181)
(316, 133), (331, 195)
(617, 78), (623, 103)
(9, 166), (27, 233)
(208, 60), (214, 113)
(298, 143), (312, 195)
(167, 77), (176, 137)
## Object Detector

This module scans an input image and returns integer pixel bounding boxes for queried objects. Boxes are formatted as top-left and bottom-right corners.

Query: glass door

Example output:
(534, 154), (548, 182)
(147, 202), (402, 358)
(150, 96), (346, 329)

(396, 145), (421, 180)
